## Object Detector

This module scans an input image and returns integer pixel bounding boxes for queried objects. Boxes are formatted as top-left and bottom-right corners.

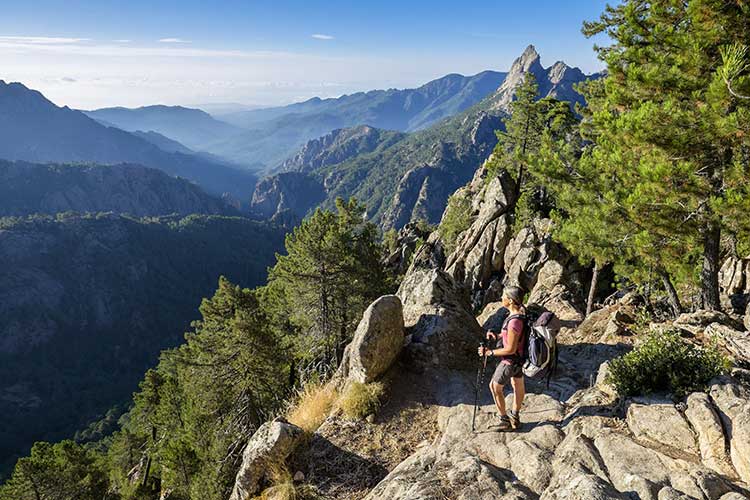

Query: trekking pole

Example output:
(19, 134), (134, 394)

(472, 340), (489, 432)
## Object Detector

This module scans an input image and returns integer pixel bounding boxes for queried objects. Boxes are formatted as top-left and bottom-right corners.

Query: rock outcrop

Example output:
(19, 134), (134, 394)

(719, 256), (750, 313)
(383, 222), (433, 276)
(337, 295), (405, 384)
(229, 419), (305, 500)
(397, 268), (483, 369)
(250, 171), (325, 220)
(439, 158), (588, 316)
(444, 166), (516, 305)
(278, 125), (405, 174)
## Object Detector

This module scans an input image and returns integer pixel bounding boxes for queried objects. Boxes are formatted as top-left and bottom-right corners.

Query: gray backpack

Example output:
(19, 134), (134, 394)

(522, 311), (561, 383)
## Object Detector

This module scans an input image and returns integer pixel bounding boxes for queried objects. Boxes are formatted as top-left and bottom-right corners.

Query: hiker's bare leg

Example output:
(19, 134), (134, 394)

(490, 381), (507, 416)
(510, 376), (525, 412)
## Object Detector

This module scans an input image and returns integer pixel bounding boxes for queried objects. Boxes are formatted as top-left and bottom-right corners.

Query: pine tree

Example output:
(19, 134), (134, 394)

(106, 277), (286, 500)
(0, 441), (110, 500)
(268, 198), (389, 373)
(488, 73), (580, 229)
(578, 0), (750, 310)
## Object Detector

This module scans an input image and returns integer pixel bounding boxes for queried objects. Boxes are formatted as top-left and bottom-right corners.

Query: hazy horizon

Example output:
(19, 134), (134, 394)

(2, 0), (609, 110)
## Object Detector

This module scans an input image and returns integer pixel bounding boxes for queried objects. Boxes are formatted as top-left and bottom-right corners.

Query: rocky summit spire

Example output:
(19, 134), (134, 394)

(508, 44), (543, 76)
(487, 44), (545, 111)
(484, 44), (593, 113)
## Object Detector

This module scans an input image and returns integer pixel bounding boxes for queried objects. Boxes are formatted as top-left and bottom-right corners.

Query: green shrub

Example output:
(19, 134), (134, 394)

(606, 329), (730, 398)
(339, 382), (385, 420)
(437, 192), (472, 254)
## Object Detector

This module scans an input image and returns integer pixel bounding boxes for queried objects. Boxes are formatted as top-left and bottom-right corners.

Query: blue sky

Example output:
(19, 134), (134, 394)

(0, 0), (611, 109)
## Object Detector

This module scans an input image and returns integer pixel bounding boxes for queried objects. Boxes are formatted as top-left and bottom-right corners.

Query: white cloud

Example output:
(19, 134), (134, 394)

(158, 38), (191, 43)
(0, 36), (90, 44)
(0, 38), (290, 58)
(113, 39), (132, 43)
(311, 34), (334, 40)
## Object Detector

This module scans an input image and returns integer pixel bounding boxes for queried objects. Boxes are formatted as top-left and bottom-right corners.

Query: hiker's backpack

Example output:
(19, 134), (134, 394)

(522, 310), (561, 384)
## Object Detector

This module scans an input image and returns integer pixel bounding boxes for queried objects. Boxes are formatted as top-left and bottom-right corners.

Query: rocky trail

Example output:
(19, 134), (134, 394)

(364, 332), (750, 500)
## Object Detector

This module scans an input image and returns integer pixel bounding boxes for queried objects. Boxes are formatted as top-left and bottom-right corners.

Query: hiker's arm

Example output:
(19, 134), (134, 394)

(489, 327), (520, 356)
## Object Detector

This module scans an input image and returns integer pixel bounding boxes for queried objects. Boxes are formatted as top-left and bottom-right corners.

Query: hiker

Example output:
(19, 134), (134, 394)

(477, 286), (526, 430)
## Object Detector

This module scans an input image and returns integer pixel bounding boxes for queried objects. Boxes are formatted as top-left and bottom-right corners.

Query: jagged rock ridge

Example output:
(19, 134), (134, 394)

(268, 45), (596, 230)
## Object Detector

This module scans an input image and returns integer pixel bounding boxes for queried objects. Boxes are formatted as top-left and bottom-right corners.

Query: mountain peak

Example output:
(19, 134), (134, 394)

(521, 44), (539, 61)
(511, 44), (543, 75)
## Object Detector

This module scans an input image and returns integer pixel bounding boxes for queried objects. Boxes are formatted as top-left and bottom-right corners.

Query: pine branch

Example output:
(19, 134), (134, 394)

(719, 43), (750, 100)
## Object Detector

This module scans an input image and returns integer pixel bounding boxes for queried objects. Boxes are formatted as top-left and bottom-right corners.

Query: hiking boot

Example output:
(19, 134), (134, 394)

(497, 415), (511, 431)
(508, 410), (521, 430)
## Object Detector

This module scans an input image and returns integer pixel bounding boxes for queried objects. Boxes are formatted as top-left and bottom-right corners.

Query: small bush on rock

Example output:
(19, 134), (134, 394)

(606, 329), (730, 398)
(438, 192), (472, 254)
(339, 382), (385, 420)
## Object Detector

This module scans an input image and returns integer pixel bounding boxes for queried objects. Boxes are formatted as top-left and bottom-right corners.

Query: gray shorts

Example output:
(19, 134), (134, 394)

(491, 362), (523, 386)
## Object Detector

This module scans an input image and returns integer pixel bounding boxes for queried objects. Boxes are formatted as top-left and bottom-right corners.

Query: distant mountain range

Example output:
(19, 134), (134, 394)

(84, 105), (245, 154)
(222, 70), (507, 132)
(85, 71), (507, 172)
(252, 45), (599, 228)
(0, 81), (256, 199)
(0, 161), (233, 217)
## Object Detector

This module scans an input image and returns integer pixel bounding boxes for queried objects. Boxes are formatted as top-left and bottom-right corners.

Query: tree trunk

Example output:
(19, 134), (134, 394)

(288, 358), (296, 389)
(141, 425), (157, 488)
(657, 268), (683, 317)
(701, 221), (721, 311)
(586, 262), (601, 317)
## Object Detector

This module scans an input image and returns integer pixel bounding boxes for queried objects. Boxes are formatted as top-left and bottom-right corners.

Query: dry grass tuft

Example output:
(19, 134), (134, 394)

(287, 381), (338, 434)
(339, 381), (385, 420)
(254, 463), (321, 500)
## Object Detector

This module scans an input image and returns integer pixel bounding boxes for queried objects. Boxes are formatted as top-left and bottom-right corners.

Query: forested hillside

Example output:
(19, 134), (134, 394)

(0, 161), (232, 217)
(0, 213), (285, 476)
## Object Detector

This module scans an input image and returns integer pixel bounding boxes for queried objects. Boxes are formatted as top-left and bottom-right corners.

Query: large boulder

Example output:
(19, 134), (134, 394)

(564, 300), (637, 345)
(229, 419), (305, 500)
(397, 268), (483, 369)
(527, 259), (584, 323)
(337, 295), (405, 384)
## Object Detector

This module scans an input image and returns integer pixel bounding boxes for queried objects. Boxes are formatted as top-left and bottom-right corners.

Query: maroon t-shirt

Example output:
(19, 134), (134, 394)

(500, 316), (525, 365)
